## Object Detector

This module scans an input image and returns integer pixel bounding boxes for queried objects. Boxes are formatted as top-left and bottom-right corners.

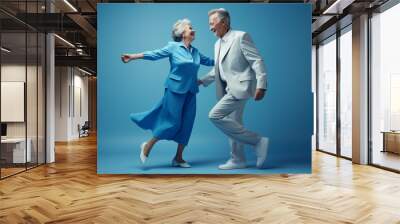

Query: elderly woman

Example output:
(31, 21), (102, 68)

(121, 18), (214, 168)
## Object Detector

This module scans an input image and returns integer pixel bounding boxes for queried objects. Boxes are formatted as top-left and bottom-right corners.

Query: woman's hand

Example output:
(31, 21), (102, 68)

(121, 54), (132, 63)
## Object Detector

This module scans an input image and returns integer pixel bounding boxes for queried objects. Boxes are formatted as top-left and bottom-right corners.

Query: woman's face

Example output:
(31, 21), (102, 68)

(182, 24), (195, 42)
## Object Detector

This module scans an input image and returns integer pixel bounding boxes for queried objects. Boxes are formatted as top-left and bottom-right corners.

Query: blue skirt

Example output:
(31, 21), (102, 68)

(129, 89), (196, 145)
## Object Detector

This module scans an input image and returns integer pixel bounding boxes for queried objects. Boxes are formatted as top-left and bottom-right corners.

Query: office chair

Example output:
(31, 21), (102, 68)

(78, 121), (90, 138)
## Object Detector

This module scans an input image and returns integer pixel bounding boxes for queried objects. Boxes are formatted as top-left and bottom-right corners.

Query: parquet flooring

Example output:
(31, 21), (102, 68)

(1, 134), (400, 223)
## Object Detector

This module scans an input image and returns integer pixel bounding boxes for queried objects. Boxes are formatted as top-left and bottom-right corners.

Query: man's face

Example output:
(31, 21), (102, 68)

(209, 13), (225, 38)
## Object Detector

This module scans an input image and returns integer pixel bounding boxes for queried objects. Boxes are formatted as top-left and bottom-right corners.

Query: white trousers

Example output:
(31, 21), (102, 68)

(209, 93), (261, 163)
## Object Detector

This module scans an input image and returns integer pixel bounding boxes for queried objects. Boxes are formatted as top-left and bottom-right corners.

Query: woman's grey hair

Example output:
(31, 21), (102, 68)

(172, 18), (192, 42)
(208, 8), (230, 28)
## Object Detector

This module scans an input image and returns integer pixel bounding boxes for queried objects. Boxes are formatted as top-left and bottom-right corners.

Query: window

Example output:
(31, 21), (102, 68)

(339, 27), (352, 158)
(317, 35), (337, 154)
(371, 2), (400, 171)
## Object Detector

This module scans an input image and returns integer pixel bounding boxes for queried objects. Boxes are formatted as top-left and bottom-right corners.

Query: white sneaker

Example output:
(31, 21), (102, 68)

(140, 142), (148, 164)
(172, 158), (191, 168)
(218, 159), (246, 170)
(255, 137), (269, 168)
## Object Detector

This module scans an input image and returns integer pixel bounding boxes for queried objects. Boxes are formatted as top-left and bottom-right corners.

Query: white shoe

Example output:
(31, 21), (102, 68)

(218, 159), (246, 170)
(140, 142), (148, 164)
(172, 158), (191, 168)
(255, 137), (269, 168)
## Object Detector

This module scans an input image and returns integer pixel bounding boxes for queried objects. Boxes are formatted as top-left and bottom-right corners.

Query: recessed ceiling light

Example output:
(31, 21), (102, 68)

(322, 0), (353, 15)
(54, 34), (75, 48)
(63, 0), (78, 12)
(1, 47), (11, 53)
(78, 67), (93, 76)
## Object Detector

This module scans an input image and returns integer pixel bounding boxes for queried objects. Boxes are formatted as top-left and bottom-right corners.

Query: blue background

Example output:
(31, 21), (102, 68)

(97, 3), (312, 174)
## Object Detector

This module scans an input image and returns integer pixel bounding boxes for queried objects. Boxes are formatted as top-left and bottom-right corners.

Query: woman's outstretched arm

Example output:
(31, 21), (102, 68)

(121, 43), (172, 63)
(121, 53), (144, 63)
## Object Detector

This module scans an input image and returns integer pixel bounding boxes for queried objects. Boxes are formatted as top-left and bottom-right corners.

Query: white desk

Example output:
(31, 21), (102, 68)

(1, 138), (31, 163)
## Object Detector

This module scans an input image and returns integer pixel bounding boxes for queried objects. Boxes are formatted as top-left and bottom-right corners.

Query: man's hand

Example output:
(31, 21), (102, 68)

(254, 89), (266, 101)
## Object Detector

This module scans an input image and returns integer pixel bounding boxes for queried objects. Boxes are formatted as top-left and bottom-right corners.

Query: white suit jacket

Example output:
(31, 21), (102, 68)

(201, 30), (267, 100)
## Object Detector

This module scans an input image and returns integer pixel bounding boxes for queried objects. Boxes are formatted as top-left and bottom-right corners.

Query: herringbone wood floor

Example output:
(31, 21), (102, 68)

(1, 135), (400, 224)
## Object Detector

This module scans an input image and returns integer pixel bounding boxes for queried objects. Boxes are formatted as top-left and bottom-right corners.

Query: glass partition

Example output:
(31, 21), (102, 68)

(1, 30), (28, 177)
(0, 1), (46, 179)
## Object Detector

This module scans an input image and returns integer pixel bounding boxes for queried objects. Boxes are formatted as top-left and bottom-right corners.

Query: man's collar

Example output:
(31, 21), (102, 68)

(221, 29), (232, 42)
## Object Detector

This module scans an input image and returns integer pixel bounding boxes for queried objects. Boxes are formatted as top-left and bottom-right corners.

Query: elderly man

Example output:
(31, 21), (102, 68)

(199, 8), (269, 169)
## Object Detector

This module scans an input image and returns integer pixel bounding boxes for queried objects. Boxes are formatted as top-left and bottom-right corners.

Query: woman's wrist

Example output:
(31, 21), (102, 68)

(129, 54), (136, 60)
(130, 53), (142, 60)
(135, 53), (144, 60)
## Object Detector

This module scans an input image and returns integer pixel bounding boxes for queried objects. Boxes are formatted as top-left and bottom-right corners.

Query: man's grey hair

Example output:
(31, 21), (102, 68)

(172, 18), (191, 42)
(208, 8), (230, 28)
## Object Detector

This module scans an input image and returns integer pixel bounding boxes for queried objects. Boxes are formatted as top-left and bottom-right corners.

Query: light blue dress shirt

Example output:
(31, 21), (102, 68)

(143, 41), (214, 94)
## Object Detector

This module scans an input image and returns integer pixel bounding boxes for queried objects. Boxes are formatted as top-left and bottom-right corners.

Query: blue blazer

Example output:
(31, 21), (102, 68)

(143, 41), (214, 94)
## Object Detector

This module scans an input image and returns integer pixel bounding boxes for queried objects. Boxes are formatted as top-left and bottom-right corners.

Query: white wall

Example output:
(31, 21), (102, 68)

(1, 65), (27, 141)
(55, 66), (70, 141)
(1, 64), (41, 137)
(71, 72), (89, 139)
(55, 66), (89, 141)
